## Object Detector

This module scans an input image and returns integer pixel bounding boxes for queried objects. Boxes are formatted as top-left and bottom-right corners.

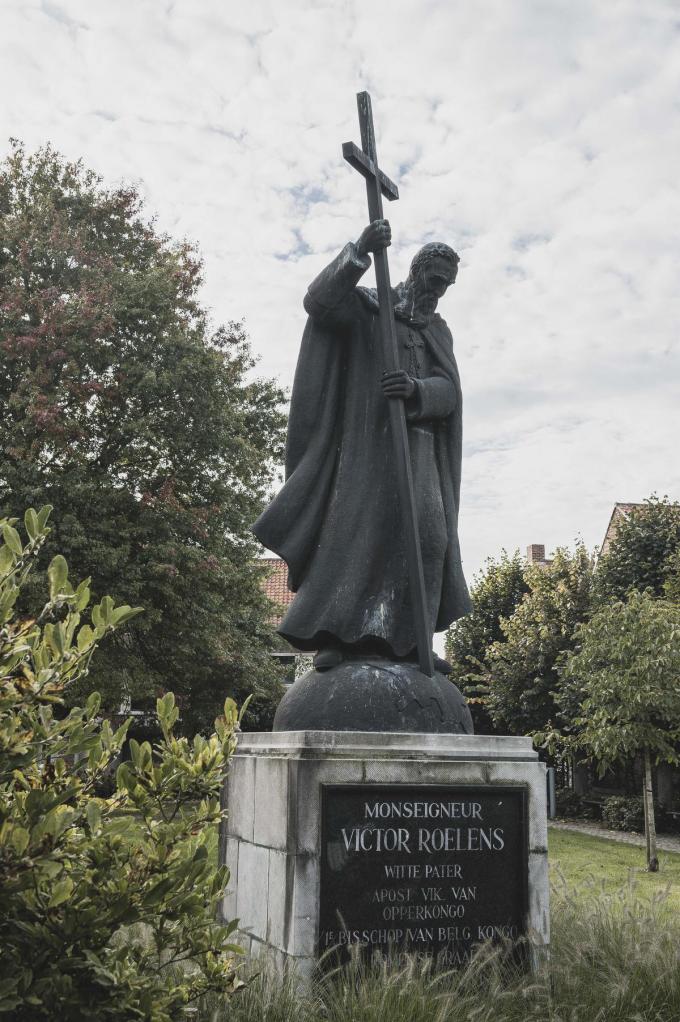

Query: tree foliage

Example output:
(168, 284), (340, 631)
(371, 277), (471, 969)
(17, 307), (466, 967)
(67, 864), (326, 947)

(0, 508), (244, 1020)
(662, 548), (680, 605)
(0, 141), (286, 732)
(445, 551), (529, 733)
(556, 591), (680, 771)
(486, 546), (595, 735)
(541, 590), (680, 871)
(596, 496), (680, 601)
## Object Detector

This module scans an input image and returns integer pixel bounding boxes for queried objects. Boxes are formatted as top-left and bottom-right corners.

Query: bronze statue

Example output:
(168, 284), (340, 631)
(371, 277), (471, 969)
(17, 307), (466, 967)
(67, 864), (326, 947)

(254, 93), (472, 733)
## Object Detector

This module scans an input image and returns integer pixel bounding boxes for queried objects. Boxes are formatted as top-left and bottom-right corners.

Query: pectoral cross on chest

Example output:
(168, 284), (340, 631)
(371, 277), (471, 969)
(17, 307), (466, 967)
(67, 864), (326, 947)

(403, 329), (426, 378)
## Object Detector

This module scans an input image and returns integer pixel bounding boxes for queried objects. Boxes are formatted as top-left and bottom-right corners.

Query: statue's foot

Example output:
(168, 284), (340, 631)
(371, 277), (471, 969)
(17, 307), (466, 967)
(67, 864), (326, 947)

(433, 654), (451, 675)
(313, 647), (344, 672)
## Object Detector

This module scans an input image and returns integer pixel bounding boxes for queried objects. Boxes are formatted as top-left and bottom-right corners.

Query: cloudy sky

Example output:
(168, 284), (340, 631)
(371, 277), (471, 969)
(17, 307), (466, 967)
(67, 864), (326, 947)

(2, 0), (679, 589)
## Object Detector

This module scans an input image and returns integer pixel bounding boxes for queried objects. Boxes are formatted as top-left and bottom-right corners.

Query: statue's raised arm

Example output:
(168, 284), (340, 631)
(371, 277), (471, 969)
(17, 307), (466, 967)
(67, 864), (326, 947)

(303, 220), (391, 327)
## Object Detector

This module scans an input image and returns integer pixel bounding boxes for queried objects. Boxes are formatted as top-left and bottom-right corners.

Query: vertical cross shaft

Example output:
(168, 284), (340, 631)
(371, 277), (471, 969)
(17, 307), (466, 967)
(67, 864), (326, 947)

(342, 91), (434, 678)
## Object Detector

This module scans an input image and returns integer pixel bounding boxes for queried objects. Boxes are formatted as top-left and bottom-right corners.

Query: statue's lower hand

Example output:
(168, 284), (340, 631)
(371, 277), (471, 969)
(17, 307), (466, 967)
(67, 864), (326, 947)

(381, 369), (415, 400)
(356, 219), (391, 256)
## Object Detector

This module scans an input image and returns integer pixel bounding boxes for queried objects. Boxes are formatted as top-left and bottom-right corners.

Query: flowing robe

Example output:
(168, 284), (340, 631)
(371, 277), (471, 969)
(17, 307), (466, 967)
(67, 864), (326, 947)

(253, 242), (471, 657)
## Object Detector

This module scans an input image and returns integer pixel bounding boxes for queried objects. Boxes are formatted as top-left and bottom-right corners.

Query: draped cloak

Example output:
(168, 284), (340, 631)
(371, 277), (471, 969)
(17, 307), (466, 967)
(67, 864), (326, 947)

(253, 242), (471, 657)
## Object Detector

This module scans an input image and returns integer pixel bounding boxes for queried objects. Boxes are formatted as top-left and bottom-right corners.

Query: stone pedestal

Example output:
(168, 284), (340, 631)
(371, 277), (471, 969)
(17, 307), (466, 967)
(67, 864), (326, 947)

(219, 731), (549, 977)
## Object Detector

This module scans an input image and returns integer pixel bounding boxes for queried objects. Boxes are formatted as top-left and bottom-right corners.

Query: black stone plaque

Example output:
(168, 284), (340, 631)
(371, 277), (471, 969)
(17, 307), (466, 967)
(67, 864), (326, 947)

(319, 784), (528, 967)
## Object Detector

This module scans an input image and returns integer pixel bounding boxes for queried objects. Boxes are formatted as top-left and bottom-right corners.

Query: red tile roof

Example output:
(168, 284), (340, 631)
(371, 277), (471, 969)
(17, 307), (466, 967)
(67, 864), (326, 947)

(260, 558), (294, 626)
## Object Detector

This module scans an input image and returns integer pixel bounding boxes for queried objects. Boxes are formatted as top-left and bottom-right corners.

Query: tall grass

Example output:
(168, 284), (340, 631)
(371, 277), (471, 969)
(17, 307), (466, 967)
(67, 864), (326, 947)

(201, 880), (680, 1022)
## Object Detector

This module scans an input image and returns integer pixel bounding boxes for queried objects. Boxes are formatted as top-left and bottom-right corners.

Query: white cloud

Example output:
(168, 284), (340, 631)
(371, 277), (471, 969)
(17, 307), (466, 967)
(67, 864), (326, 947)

(1, 0), (679, 594)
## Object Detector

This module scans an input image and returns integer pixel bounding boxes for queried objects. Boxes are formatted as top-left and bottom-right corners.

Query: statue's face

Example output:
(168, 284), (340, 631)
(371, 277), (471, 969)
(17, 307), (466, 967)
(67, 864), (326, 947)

(410, 258), (457, 318)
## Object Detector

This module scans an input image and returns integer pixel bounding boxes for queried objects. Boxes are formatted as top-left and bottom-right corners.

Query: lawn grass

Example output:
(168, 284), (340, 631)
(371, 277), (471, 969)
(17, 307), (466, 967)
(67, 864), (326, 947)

(548, 825), (680, 907)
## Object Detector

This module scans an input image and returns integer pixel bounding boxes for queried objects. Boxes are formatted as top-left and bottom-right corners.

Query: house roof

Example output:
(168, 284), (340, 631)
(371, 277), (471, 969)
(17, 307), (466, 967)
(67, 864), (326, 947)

(599, 502), (645, 558)
(260, 557), (294, 626)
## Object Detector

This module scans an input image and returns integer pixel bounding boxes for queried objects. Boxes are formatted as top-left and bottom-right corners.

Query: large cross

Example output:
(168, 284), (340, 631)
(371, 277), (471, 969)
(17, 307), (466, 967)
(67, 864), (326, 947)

(342, 91), (434, 678)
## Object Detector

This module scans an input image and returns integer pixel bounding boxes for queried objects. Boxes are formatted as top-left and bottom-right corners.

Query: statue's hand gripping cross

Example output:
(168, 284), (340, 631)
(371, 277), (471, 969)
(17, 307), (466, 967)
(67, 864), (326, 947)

(342, 92), (434, 679)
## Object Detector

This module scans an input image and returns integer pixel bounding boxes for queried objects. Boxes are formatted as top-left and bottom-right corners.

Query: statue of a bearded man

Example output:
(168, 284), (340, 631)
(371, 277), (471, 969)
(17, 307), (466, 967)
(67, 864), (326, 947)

(254, 219), (472, 733)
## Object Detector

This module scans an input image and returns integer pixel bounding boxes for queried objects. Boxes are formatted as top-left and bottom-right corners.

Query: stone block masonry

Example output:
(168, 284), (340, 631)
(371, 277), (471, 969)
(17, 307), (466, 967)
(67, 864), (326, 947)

(219, 731), (549, 978)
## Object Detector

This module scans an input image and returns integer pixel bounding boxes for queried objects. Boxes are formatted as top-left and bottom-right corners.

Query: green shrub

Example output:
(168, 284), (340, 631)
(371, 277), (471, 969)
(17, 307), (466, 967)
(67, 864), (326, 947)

(601, 793), (666, 833)
(603, 795), (644, 831)
(555, 788), (585, 818)
(554, 788), (601, 821)
(0, 508), (244, 1020)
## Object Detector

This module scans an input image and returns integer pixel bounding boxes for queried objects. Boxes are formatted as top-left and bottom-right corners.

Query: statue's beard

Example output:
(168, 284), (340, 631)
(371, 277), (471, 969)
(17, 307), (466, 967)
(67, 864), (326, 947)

(396, 280), (437, 324)
(416, 293), (437, 314)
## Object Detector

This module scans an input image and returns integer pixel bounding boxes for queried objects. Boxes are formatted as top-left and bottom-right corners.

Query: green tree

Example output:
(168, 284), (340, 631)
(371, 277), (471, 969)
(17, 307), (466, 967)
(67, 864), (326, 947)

(597, 496), (680, 601)
(0, 508), (245, 1019)
(547, 591), (680, 872)
(0, 141), (286, 732)
(664, 548), (680, 604)
(445, 551), (528, 733)
(486, 545), (595, 735)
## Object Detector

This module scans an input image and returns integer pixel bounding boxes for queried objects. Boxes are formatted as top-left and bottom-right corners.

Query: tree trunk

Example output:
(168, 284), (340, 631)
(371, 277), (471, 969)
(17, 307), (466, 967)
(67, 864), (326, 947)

(643, 747), (659, 872)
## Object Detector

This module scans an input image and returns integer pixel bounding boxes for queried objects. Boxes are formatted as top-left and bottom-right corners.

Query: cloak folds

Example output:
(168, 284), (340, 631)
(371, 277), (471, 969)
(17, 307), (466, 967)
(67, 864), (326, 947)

(253, 243), (471, 658)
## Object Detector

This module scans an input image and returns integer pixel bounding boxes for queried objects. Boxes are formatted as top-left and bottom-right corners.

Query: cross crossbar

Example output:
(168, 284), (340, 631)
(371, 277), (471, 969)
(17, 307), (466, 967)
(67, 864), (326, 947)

(341, 142), (399, 201)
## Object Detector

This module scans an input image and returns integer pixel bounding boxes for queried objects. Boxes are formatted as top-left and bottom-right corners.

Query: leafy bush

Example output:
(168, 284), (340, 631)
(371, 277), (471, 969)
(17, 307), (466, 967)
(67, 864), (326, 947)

(554, 788), (603, 821)
(554, 788), (581, 818)
(602, 795), (644, 831)
(0, 508), (244, 1020)
(601, 795), (669, 833)
(554, 789), (583, 819)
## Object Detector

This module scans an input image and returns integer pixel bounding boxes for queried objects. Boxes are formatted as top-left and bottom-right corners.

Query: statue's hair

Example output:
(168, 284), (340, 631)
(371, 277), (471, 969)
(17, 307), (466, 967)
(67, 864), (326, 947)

(409, 242), (460, 280)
